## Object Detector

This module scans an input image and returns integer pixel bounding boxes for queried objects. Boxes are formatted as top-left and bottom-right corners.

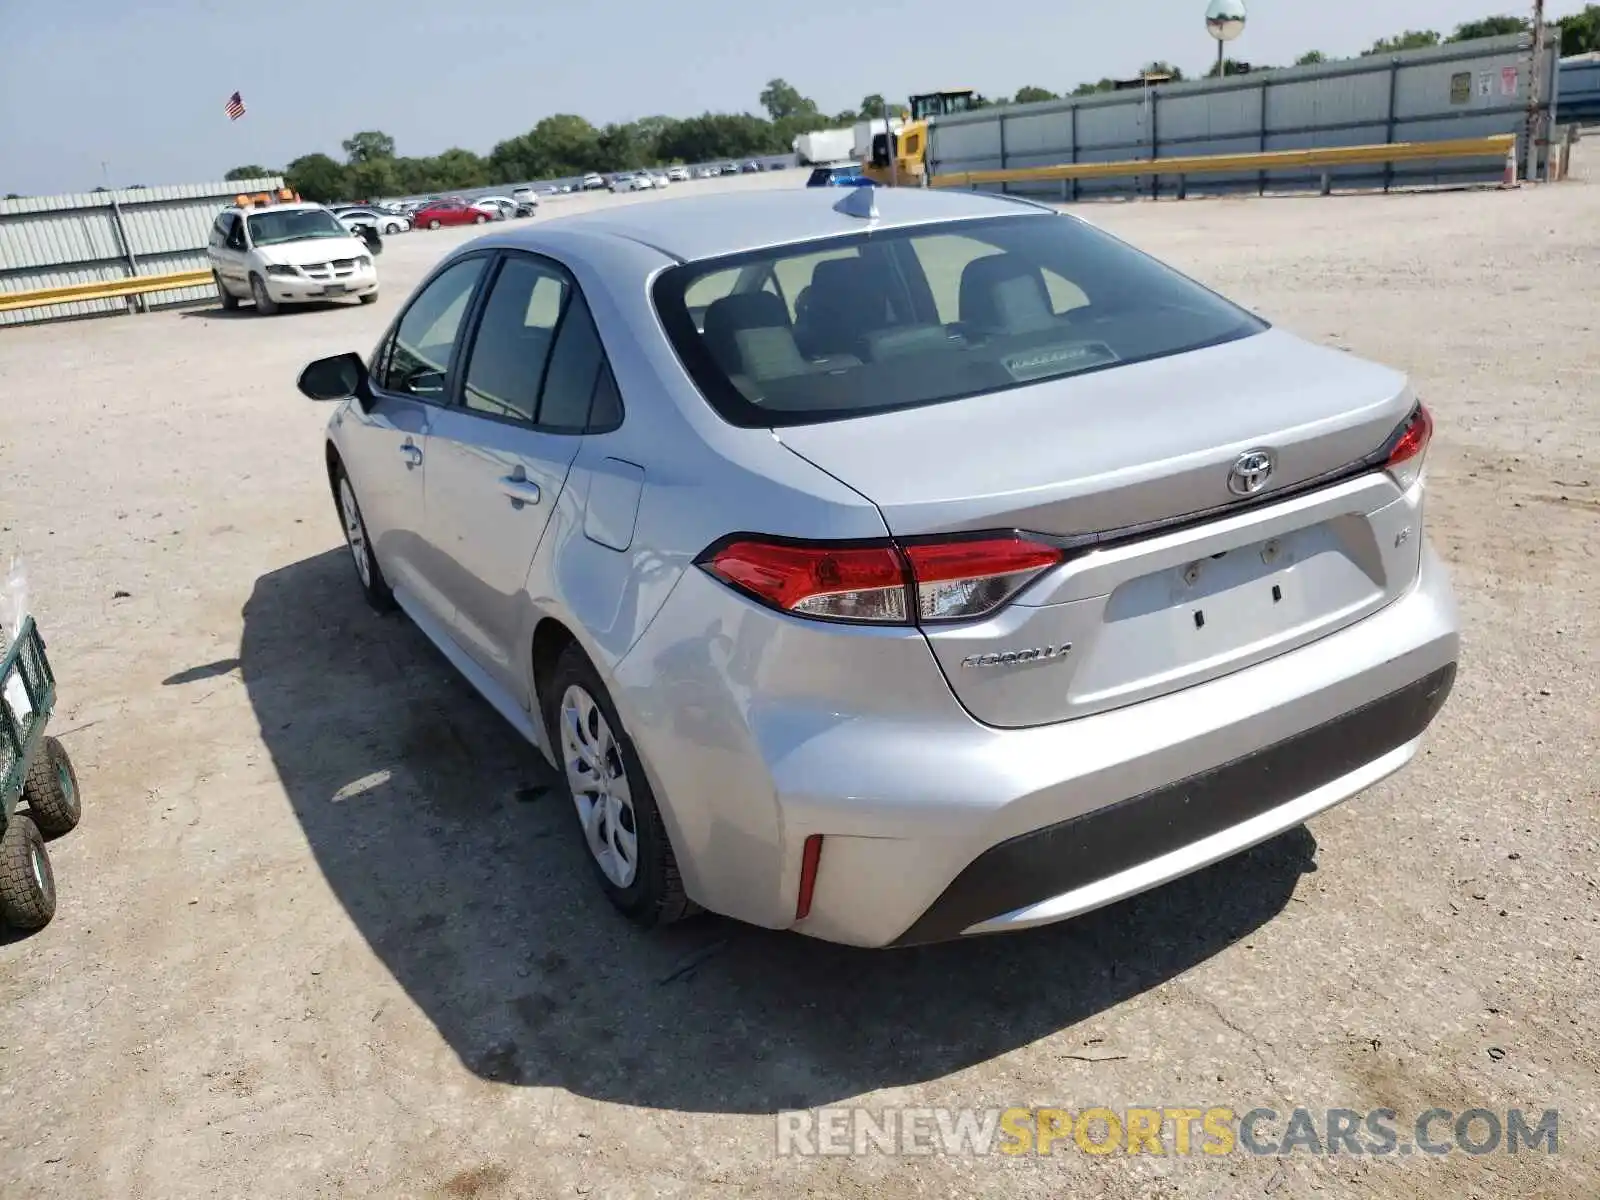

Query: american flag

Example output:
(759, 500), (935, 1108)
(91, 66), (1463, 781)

(225, 91), (246, 121)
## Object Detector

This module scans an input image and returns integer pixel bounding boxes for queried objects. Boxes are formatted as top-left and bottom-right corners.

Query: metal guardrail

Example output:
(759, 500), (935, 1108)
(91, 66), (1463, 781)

(931, 134), (1518, 195)
(0, 269), (215, 314)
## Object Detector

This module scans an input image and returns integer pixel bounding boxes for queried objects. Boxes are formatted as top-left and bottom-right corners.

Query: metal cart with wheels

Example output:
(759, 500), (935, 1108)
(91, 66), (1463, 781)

(0, 615), (81, 931)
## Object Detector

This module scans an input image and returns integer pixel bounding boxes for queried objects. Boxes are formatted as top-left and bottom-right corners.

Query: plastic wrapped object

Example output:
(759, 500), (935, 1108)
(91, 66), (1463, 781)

(0, 558), (27, 654)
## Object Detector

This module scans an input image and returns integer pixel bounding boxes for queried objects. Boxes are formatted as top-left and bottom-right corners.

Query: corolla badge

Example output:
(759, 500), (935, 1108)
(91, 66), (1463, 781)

(1227, 448), (1276, 496)
(961, 644), (1072, 669)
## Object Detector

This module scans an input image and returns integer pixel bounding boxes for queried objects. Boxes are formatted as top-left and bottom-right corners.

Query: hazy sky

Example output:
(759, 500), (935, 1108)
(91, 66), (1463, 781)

(0, 0), (1575, 195)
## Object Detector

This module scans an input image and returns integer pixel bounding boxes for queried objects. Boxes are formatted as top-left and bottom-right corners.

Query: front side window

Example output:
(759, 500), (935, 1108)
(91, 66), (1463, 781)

(653, 213), (1266, 427)
(245, 207), (350, 247)
(379, 257), (487, 398)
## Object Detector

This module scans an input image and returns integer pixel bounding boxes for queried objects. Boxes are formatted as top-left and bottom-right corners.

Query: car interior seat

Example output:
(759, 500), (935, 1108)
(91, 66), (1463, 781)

(958, 253), (1058, 337)
(701, 291), (809, 384)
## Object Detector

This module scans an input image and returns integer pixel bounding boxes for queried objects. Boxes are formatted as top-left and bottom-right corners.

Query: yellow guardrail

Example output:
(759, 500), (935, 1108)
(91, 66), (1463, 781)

(931, 133), (1518, 191)
(0, 269), (215, 313)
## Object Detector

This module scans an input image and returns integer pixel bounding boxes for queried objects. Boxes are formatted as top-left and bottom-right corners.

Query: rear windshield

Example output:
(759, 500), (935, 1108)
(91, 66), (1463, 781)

(652, 212), (1268, 427)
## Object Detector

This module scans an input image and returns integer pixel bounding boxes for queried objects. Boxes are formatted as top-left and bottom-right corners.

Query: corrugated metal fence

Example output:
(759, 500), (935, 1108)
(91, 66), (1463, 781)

(0, 176), (283, 326)
(930, 34), (1560, 198)
(1557, 54), (1600, 123)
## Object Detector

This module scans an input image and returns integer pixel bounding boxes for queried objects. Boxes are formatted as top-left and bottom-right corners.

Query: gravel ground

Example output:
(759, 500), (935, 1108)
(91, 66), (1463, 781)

(0, 158), (1595, 1200)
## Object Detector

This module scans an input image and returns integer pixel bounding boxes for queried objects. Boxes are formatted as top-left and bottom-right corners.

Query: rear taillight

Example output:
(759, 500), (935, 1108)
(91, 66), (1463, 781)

(902, 536), (1064, 622)
(700, 533), (1063, 626)
(1384, 402), (1433, 491)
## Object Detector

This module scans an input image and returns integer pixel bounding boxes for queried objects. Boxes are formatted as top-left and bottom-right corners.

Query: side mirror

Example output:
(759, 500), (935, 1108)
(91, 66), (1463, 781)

(298, 352), (370, 404)
(358, 225), (383, 255)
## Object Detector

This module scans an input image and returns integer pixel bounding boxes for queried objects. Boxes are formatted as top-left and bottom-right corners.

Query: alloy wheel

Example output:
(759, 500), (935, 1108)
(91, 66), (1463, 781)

(340, 478), (371, 587)
(558, 684), (638, 888)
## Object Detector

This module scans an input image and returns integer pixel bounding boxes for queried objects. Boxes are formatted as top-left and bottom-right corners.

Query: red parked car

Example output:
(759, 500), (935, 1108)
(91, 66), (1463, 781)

(412, 201), (492, 230)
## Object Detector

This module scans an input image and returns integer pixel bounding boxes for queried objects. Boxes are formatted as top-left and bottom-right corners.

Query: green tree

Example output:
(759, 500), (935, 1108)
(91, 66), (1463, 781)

(1448, 15), (1529, 42)
(1363, 30), (1441, 55)
(759, 78), (815, 122)
(1013, 85), (1059, 103)
(858, 93), (888, 118)
(1295, 50), (1328, 65)
(595, 123), (644, 173)
(1071, 78), (1117, 96)
(1206, 58), (1255, 77)
(1561, 4), (1600, 55)
(341, 131), (396, 164)
(284, 153), (346, 202)
(346, 157), (401, 199)
(224, 165), (273, 181)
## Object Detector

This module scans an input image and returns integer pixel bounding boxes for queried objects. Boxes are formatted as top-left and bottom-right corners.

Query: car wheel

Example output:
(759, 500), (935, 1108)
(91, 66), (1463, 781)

(23, 736), (81, 837)
(334, 466), (395, 612)
(0, 815), (55, 930)
(429, 219), (441, 230)
(542, 643), (692, 928)
(384, 222), (399, 235)
(474, 214), (487, 224)
(249, 273), (279, 315)
(214, 271), (239, 311)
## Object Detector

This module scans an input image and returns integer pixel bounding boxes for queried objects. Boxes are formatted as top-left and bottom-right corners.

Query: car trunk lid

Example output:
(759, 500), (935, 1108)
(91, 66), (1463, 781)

(774, 329), (1426, 726)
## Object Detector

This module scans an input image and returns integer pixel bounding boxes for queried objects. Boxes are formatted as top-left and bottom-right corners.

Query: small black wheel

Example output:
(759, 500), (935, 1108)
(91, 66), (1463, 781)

(541, 643), (692, 928)
(0, 815), (56, 930)
(334, 464), (396, 612)
(249, 273), (280, 315)
(214, 271), (240, 311)
(384, 222), (400, 235)
(24, 735), (81, 836)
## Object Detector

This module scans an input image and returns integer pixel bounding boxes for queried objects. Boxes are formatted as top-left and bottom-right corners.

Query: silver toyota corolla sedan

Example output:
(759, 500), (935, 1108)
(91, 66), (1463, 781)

(296, 187), (1458, 948)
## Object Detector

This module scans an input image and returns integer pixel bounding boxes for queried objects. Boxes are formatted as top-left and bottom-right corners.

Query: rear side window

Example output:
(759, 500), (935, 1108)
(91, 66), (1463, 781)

(652, 213), (1266, 428)
(457, 253), (622, 433)
(461, 257), (567, 421)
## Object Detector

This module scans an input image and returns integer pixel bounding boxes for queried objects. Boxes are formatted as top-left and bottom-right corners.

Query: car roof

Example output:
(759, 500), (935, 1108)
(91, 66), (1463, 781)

(242, 201), (327, 215)
(512, 187), (1054, 262)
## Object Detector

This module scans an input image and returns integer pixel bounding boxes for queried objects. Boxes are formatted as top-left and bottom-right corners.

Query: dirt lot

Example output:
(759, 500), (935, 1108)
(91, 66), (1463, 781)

(0, 160), (1596, 1200)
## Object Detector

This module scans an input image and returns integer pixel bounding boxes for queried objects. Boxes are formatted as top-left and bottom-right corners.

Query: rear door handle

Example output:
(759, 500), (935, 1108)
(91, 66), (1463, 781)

(400, 441), (423, 468)
(499, 475), (541, 506)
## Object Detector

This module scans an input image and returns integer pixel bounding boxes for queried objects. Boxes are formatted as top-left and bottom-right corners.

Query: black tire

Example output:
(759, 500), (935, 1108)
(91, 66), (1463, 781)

(249, 273), (279, 315)
(214, 271), (239, 311)
(541, 643), (692, 928)
(429, 219), (441, 230)
(24, 736), (81, 837)
(474, 213), (487, 224)
(333, 464), (396, 612)
(359, 291), (379, 305)
(0, 815), (55, 930)
(384, 222), (400, 235)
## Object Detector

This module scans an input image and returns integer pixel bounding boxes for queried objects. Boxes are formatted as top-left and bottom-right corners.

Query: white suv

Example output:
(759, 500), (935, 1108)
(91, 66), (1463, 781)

(208, 201), (378, 315)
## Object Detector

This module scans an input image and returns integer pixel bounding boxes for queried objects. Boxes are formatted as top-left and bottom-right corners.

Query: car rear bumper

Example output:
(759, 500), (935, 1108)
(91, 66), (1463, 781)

(614, 542), (1459, 948)
(892, 661), (1453, 944)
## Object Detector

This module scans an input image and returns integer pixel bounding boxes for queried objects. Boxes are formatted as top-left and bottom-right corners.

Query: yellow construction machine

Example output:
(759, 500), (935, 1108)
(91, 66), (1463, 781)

(860, 89), (977, 187)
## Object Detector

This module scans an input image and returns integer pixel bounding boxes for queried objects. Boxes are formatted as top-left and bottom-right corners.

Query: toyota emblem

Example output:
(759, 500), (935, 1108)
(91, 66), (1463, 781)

(1227, 448), (1276, 496)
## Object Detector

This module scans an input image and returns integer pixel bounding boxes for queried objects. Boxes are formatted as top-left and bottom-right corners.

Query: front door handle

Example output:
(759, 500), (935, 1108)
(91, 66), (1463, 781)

(400, 441), (423, 468)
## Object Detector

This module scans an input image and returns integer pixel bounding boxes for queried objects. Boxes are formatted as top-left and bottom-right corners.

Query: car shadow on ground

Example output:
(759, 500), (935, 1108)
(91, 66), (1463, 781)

(233, 548), (1317, 1115)
(179, 301), (359, 320)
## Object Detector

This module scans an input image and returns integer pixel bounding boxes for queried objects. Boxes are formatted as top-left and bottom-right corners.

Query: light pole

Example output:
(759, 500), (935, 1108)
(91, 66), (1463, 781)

(1206, 0), (1247, 77)
(1524, 0), (1546, 182)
